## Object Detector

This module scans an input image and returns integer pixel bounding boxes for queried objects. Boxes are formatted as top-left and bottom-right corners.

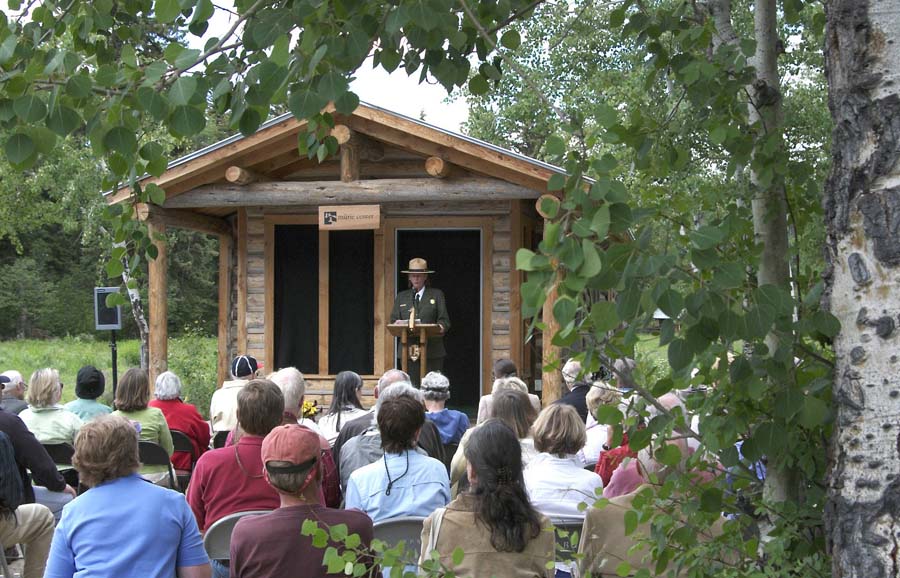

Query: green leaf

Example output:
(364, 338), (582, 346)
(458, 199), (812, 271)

(623, 510), (638, 536)
(667, 338), (693, 371)
(334, 90), (360, 115)
(798, 394), (829, 429)
(500, 29), (521, 50)
(137, 87), (170, 121)
(590, 301), (618, 333)
(168, 105), (206, 137)
(103, 126), (137, 156)
(616, 286), (641, 320)
(468, 74), (489, 96)
(329, 523), (349, 542)
(580, 239), (602, 277)
(451, 547), (465, 566)
(689, 225), (726, 250)
(5, 132), (34, 165)
(238, 107), (262, 136)
(656, 289), (683, 318)
(317, 71), (349, 102)
(155, 0), (181, 23)
(590, 204), (610, 238)
(14, 95), (47, 122)
(616, 562), (632, 577)
(168, 76), (198, 106)
(190, 0), (214, 24)
(46, 105), (81, 137)
(812, 310), (841, 338)
(655, 444), (682, 467)
(0, 35), (16, 65)
(594, 404), (623, 425)
(553, 296), (577, 327)
(289, 87), (327, 120)
(548, 173), (566, 191)
(545, 134), (566, 156)
(146, 183), (166, 205)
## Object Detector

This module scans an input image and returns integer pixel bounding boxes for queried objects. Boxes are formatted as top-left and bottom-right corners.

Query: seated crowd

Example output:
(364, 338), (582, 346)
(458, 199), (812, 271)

(0, 353), (728, 578)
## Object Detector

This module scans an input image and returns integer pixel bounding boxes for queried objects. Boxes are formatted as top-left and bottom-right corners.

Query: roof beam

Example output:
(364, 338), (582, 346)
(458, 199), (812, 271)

(163, 178), (539, 208)
(225, 166), (271, 185)
(135, 203), (232, 236)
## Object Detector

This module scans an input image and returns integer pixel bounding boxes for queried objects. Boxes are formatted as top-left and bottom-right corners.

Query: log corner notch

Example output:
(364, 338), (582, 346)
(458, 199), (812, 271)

(331, 124), (385, 182)
(225, 166), (271, 186)
(425, 156), (452, 178)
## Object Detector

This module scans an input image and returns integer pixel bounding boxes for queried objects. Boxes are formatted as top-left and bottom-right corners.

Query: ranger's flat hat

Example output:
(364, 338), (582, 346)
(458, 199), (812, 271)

(402, 257), (434, 274)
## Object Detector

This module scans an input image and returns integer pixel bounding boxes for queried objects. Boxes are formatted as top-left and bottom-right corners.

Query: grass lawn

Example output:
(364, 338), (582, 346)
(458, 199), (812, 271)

(0, 335), (218, 417)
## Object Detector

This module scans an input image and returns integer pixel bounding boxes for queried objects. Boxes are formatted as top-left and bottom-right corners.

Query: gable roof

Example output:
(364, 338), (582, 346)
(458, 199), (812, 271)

(107, 101), (561, 206)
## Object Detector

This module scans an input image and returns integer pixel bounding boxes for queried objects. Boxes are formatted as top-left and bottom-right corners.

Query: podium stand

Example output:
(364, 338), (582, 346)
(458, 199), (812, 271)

(387, 322), (442, 382)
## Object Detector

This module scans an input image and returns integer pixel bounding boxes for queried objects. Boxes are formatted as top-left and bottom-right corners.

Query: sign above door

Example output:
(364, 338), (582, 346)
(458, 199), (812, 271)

(318, 204), (381, 230)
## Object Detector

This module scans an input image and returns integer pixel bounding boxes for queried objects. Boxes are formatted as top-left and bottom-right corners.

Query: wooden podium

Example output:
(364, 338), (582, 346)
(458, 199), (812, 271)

(387, 322), (442, 382)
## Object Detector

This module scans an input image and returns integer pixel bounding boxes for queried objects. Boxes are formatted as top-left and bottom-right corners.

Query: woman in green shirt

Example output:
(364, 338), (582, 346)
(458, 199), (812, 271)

(112, 368), (174, 485)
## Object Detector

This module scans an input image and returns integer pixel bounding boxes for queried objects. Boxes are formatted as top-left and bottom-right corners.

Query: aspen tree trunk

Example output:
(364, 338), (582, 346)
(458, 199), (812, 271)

(825, 1), (900, 576)
(747, 0), (798, 508)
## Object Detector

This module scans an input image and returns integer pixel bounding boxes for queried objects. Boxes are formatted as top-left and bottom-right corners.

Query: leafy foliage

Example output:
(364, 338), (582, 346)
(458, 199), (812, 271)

(0, 0), (836, 575)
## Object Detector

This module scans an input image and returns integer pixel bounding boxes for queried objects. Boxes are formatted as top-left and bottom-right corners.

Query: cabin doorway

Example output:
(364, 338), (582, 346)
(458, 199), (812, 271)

(395, 228), (482, 413)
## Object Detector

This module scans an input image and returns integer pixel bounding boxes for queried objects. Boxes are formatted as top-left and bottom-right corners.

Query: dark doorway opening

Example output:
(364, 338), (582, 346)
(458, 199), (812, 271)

(396, 229), (481, 413)
(274, 225), (374, 375)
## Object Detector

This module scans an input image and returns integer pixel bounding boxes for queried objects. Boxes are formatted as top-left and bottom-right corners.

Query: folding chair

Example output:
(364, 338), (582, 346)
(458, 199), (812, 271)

(373, 516), (426, 575)
(42, 442), (78, 488)
(170, 430), (196, 491)
(138, 441), (179, 491)
(203, 510), (271, 561)
(0, 539), (11, 578)
(212, 430), (229, 449)
(551, 517), (585, 565)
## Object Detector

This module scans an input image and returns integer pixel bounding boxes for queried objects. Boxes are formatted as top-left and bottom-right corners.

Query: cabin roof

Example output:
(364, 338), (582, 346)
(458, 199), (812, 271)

(107, 101), (563, 209)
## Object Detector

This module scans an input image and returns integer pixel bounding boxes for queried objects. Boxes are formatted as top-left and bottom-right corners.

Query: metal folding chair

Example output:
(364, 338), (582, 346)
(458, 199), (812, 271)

(203, 510), (271, 560)
(170, 430), (196, 491)
(138, 441), (179, 491)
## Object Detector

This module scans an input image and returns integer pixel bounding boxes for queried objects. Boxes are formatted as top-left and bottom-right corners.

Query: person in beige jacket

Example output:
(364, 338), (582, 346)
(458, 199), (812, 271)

(420, 419), (555, 578)
(577, 425), (726, 577)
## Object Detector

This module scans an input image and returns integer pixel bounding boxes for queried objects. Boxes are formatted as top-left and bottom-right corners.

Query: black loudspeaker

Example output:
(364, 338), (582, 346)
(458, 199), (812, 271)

(94, 287), (122, 331)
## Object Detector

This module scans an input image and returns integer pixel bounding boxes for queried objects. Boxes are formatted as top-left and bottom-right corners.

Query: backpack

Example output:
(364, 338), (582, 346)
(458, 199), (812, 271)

(0, 430), (23, 516)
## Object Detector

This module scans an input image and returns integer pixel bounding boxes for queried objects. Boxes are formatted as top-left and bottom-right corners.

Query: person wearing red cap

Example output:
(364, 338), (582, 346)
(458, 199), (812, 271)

(229, 424), (375, 578)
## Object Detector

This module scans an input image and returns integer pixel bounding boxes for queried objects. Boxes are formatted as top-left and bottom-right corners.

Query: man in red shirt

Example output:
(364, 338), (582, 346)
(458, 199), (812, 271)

(229, 424), (375, 578)
(187, 379), (284, 578)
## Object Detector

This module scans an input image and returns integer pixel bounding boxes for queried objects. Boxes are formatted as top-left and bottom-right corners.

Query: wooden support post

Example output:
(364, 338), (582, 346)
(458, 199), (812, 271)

(217, 233), (232, 387)
(541, 267), (563, 404)
(236, 209), (248, 354)
(147, 221), (168, 383)
(225, 166), (270, 185)
(425, 156), (451, 178)
(509, 200), (524, 373)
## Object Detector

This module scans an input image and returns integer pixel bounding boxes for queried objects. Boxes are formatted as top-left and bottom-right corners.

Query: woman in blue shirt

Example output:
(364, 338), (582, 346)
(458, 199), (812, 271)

(421, 371), (470, 445)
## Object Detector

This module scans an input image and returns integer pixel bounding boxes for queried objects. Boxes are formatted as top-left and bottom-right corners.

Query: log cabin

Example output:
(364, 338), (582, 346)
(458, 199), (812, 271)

(109, 103), (569, 411)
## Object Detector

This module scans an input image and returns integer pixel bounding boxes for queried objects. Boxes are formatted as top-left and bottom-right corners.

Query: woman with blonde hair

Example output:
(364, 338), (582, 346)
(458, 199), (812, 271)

(20, 368), (83, 445)
(524, 404), (604, 518)
(578, 382), (622, 467)
(112, 367), (174, 484)
(451, 389), (538, 491)
(476, 375), (541, 425)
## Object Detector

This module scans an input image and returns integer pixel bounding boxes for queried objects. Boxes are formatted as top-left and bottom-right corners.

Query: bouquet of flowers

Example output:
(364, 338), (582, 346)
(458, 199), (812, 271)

(302, 399), (320, 420)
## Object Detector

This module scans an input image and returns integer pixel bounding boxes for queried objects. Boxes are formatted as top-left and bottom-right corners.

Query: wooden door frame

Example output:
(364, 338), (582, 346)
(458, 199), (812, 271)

(383, 216), (494, 395)
(264, 214), (385, 380)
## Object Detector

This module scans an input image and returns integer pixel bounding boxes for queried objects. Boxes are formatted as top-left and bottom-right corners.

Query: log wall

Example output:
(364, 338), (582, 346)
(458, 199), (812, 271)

(224, 200), (519, 407)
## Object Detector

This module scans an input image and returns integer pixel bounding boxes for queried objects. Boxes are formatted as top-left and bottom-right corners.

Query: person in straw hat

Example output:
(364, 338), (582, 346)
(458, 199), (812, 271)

(390, 257), (451, 385)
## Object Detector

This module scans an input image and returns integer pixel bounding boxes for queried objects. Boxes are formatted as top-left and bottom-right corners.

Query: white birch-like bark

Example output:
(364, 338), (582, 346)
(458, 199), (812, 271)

(825, 1), (900, 576)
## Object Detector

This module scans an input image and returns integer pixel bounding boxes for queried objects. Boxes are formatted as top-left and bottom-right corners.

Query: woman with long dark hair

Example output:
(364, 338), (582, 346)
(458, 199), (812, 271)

(318, 371), (370, 446)
(419, 419), (554, 577)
